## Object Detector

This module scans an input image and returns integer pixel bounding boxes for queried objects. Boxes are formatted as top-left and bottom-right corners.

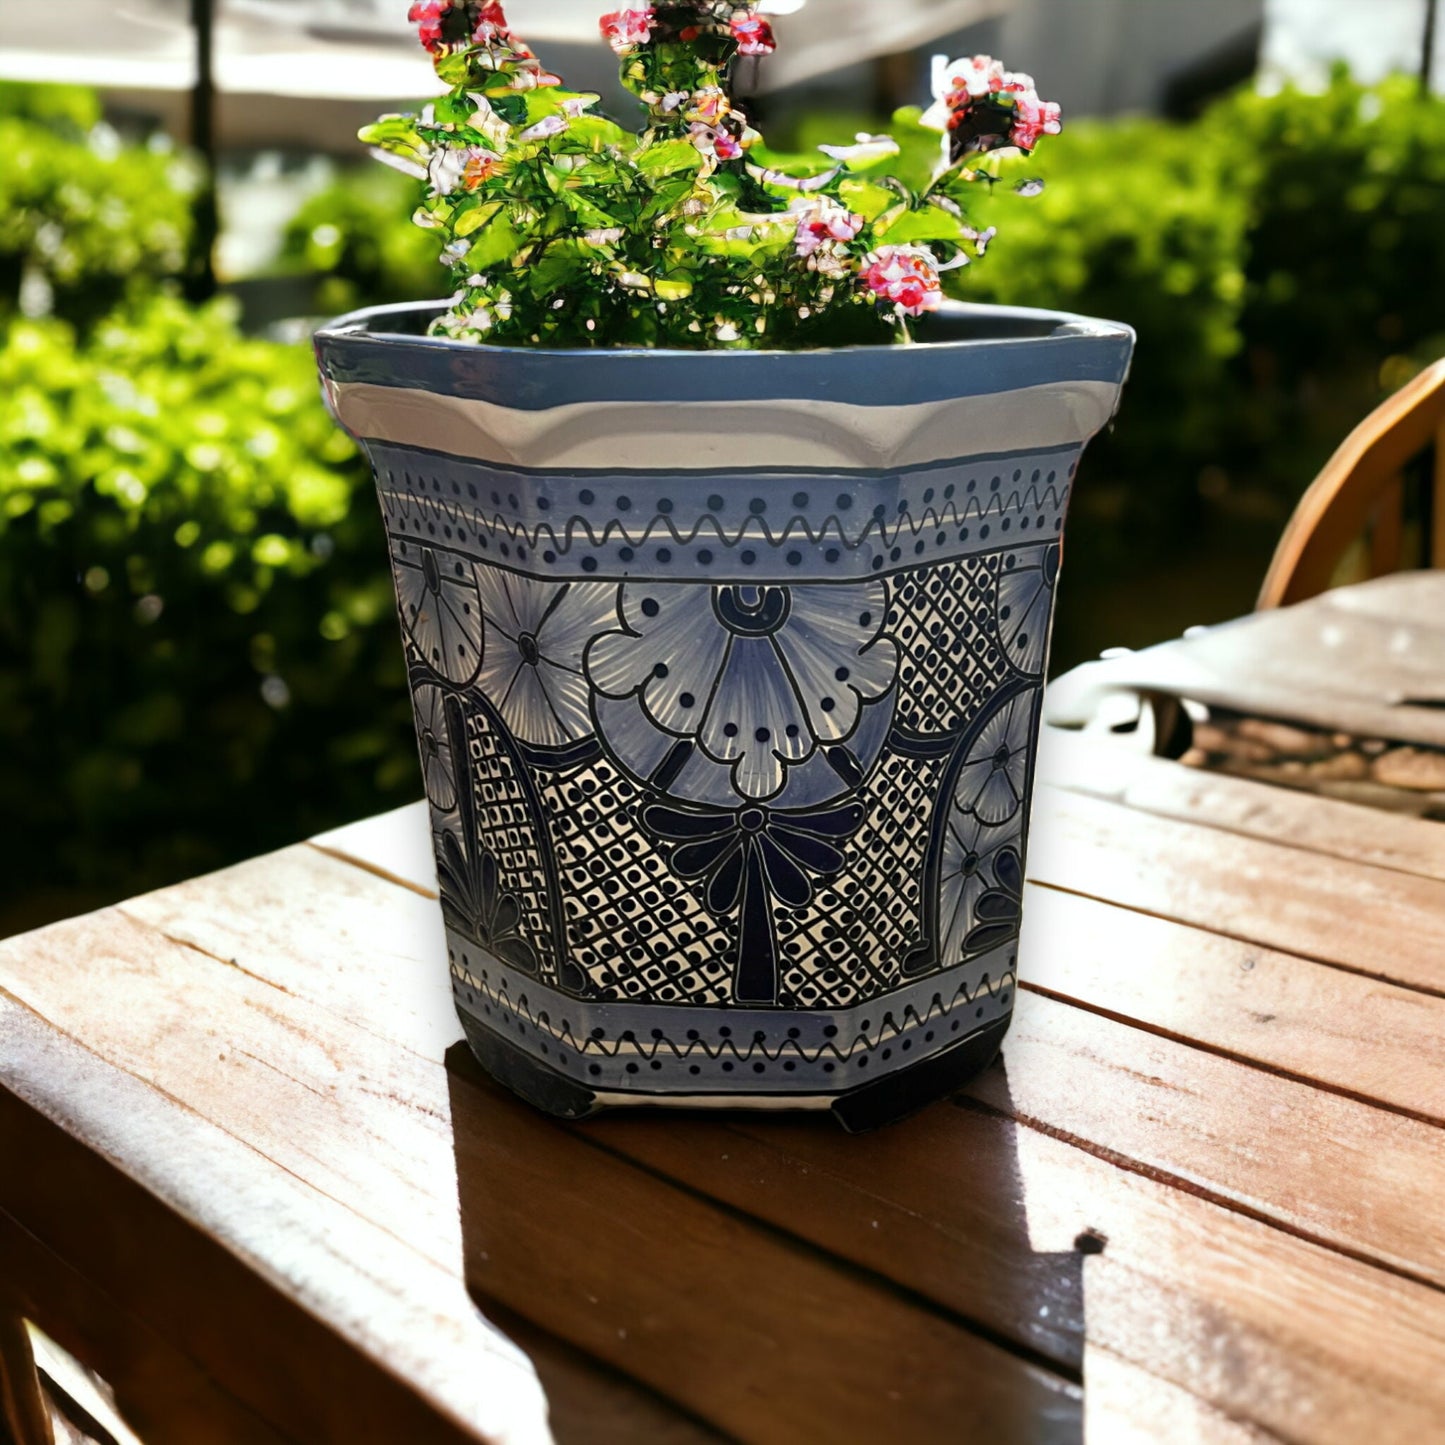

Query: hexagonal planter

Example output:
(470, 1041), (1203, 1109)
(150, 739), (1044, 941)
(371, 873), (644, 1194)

(315, 300), (1133, 1129)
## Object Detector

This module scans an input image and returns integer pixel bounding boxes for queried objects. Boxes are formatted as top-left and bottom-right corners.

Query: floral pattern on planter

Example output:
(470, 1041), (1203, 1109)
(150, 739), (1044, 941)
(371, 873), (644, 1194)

(937, 803), (1024, 968)
(473, 571), (619, 747)
(435, 826), (539, 976)
(585, 580), (898, 803)
(952, 686), (1038, 825)
(413, 681), (458, 814)
(390, 536), (484, 685)
(963, 844), (1024, 955)
(995, 543), (1059, 676)
(642, 795), (868, 1003)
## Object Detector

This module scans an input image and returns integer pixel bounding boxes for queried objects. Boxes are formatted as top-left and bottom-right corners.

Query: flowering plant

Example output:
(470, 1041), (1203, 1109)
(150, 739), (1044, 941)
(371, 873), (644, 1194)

(362, 2), (1061, 348)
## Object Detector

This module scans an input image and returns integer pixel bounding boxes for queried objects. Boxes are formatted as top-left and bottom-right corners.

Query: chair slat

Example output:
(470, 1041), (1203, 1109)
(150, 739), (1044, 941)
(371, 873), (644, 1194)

(1259, 360), (1445, 608)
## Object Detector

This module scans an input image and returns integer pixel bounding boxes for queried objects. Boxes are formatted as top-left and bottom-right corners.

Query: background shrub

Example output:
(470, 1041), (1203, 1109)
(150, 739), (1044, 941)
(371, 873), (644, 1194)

(0, 83), (199, 331)
(0, 298), (414, 905)
(278, 166), (441, 320)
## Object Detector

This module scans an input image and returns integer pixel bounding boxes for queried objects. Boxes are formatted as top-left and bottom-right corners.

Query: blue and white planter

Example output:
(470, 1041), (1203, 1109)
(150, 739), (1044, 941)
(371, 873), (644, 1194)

(315, 302), (1133, 1130)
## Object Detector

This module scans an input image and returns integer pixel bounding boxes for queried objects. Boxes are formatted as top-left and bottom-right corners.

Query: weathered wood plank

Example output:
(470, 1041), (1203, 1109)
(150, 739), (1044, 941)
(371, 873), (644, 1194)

(973, 992), (1445, 1285)
(245, 824), (1445, 1440)
(1027, 784), (1445, 996)
(23, 816), (1444, 1443)
(308, 805), (1445, 1280)
(449, 1052), (1082, 1445)
(1037, 728), (1445, 884)
(1017, 883), (1445, 1124)
(0, 968), (550, 1445)
(2, 858), (1079, 1443)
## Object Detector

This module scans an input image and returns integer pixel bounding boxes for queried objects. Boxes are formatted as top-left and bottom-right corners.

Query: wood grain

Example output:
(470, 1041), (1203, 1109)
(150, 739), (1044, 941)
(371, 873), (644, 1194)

(448, 1051), (1081, 1445)
(0, 1303), (50, 1445)
(0, 1210), (287, 1445)
(973, 992), (1445, 1285)
(578, 1080), (1445, 1444)
(481, 1308), (727, 1445)
(0, 929), (550, 1445)
(1026, 784), (1445, 996)
(307, 810), (1445, 1441)
(1037, 729), (1445, 884)
(1258, 357), (1445, 608)
(1016, 883), (1445, 1124)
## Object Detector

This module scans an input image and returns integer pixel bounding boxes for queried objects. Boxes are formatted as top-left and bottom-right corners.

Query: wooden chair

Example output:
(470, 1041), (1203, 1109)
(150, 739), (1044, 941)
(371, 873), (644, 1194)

(1258, 359), (1445, 609)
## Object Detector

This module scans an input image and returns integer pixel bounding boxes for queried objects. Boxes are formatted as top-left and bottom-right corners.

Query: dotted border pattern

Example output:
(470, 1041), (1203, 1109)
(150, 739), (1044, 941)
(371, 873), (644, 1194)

(447, 930), (1018, 1096)
(373, 444), (1077, 582)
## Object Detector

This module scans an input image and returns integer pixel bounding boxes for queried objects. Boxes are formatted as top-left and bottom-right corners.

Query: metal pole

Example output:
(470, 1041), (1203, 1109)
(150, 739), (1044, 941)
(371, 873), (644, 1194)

(1424, 0), (1440, 95)
(188, 0), (219, 299)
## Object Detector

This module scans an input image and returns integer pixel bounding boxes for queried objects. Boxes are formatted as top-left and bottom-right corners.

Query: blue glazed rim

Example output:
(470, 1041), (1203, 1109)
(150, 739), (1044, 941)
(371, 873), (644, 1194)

(314, 299), (1136, 413)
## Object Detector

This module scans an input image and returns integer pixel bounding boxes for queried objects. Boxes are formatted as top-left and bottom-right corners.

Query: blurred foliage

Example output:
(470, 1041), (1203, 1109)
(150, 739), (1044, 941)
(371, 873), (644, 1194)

(278, 166), (442, 318)
(0, 83), (199, 330)
(0, 298), (415, 897)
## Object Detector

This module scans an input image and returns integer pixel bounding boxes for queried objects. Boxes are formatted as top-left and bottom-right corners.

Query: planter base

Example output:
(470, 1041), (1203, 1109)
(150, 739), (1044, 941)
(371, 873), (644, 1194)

(458, 1011), (1011, 1133)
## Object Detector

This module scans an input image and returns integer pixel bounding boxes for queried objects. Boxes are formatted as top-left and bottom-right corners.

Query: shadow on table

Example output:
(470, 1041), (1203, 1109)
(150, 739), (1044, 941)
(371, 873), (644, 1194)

(446, 1042), (1086, 1444)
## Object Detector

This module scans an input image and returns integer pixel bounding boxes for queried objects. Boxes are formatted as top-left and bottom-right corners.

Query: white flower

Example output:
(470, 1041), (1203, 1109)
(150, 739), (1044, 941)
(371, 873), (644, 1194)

(816, 133), (900, 167)
(518, 114), (568, 143)
(427, 145), (469, 196)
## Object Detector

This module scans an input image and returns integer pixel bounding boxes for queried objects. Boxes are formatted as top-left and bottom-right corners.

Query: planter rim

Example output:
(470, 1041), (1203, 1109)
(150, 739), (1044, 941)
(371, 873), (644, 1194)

(315, 297), (1135, 362)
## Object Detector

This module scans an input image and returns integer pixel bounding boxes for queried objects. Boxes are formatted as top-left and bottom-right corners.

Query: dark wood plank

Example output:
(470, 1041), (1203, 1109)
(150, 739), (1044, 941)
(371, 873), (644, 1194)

(480, 1308), (727, 1445)
(449, 1052), (1081, 1444)
(0, 1210), (288, 1445)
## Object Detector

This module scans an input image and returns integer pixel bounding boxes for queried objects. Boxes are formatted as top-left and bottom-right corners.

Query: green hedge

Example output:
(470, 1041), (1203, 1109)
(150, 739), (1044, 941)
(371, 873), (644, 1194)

(0, 298), (417, 895)
(278, 166), (444, 319)
(0, 83), (199, 330)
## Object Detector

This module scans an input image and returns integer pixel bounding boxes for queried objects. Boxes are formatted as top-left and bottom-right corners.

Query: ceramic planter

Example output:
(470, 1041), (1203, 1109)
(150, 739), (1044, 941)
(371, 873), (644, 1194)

(315, 302), (1133, 1130)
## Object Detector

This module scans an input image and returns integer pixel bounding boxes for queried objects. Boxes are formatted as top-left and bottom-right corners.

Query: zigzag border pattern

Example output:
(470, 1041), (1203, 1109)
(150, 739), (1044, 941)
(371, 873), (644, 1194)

(379, 478), (1070, 580)
(448, 931), (1018, 1092)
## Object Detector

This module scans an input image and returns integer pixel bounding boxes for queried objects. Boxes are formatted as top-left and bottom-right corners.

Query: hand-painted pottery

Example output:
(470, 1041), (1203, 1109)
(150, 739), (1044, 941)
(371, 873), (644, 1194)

(314, 302), (1133, 1130)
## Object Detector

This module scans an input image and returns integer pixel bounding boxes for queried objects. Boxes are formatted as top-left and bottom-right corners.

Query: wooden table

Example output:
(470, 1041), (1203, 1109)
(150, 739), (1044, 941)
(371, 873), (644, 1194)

(4, 721), (1445, 1442)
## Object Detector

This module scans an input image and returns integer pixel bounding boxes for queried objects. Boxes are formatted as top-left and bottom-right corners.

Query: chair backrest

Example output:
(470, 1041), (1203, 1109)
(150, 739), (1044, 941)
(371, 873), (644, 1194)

(1257, 359), (1445, 609)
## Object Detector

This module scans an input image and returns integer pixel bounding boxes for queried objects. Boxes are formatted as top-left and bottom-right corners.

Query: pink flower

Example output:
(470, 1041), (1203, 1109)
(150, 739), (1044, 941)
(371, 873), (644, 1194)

(686, 87), (731, 126)
(408, 0), (448, 53)
(409, 0), (517, 54)
(863, 246), (943, 318)
(730, 14), (777, 56)
(1009, 92), (1062, 152)
(689, 122), (741, 160)
(472, 0), (511, 42)
(600, 7), (656, 52)
(789, 196), (863, 258)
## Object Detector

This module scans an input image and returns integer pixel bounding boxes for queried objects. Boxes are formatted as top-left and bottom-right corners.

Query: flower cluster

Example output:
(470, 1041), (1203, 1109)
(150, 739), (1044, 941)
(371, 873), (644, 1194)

(921, 54), (1063, 162)
(363, 11), (1060, 348)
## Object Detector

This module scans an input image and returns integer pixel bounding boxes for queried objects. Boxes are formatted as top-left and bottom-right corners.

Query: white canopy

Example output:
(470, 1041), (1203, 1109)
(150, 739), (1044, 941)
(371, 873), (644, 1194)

(0, 0), (1011, 101)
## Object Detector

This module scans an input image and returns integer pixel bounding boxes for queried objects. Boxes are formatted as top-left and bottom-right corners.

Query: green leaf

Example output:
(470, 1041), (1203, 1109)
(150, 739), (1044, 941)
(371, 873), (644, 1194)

(838, 179), (897, 221)
(453, 200), (504, 238)
(637, 140), (704, 176)
(465, 211), (526, 270)
(875, 207), (972, 245)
